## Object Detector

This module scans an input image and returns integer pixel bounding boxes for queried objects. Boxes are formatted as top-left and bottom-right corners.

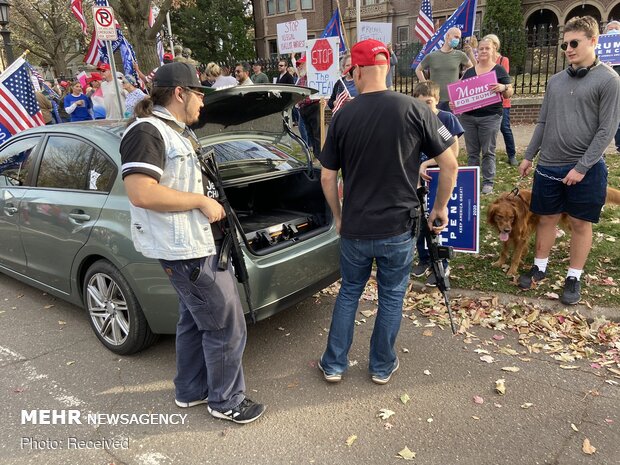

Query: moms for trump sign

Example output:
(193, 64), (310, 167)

(447, 71), (501, 115)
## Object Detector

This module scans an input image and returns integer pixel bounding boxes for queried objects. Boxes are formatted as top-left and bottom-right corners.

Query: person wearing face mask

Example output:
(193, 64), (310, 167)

(415, 27), (473, 112)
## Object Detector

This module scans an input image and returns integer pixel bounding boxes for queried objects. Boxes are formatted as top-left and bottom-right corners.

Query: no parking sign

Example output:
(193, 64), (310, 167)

(93, 6), (118, 41)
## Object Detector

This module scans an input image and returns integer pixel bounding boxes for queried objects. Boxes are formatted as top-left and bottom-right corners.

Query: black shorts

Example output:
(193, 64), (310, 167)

(530, 160), (607, 223)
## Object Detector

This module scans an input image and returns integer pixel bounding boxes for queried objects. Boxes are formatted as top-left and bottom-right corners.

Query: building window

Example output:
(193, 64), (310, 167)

(301, 0), (312, 11)
(277, 0), (286, 13)
(397, 26), (409, 44)
(364, 0), (376, 4)
(268, 40), (278, 58)
(267, 0), (275, 15)
(288, 0), (296, 10)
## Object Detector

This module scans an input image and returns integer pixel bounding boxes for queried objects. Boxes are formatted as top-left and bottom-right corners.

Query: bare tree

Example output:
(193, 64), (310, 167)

(11, 1), (84, 76)
(108, 0), (195, 73)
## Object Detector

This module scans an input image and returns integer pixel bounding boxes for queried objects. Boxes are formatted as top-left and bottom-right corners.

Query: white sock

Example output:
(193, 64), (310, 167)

(567, 268), (582, 280)
(534, 257), (549, 273)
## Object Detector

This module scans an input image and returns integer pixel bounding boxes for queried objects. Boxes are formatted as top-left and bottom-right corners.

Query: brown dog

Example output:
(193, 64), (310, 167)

(487, 187), (620, 276)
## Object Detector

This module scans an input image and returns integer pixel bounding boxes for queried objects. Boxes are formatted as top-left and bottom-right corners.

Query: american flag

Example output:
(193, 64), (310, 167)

(0, 58), (45, 135)
(332, 78), (351, 114)
(415, 0), (435, 44)
(70, 0), (88, 35)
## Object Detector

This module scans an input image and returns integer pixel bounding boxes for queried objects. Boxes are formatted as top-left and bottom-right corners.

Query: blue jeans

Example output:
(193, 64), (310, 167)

(500, 107), (516, 159)
(321, 231), (414, 378)
(615, 123), (620, 151)
(160, 254), (247, 411)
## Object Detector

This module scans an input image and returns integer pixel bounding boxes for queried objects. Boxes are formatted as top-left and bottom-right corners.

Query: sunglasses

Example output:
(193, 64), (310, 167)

(560, 39), (582, 51)
(183, 87), (204, 98)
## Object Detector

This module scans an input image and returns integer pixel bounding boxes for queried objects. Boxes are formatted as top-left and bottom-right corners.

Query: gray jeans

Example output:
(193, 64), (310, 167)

(459, 113), (502, 186)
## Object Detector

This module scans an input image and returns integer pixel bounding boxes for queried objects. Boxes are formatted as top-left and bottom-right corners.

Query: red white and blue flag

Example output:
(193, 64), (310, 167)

(411, 0), (478, 67)
(415, 0), (434, 44)
(332, 78), (351, 114)
(70, 0), (88, 35)
(0, 58), (45, 136)
(320, 8), (347, 55)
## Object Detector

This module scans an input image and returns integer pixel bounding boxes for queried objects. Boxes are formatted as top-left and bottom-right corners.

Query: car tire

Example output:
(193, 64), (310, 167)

(83, 260), (158, 355)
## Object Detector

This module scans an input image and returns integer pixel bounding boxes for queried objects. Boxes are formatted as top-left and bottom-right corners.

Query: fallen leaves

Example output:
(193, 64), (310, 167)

(400, 393), (411, 405)
(378, 409), (395, 420)
(501, 366), (520, 373)
(473, 395), (484, 405)
(495, 379), (506, 396)
(520, 403), (533, 409)
(397, 447), (416, 461)
(480, 355), (495, 364)
(345, 435), (357, 447)
(582, 438), (596, 455)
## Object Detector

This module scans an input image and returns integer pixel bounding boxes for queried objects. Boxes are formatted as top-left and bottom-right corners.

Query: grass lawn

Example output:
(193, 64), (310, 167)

(448, 149), (620, 308)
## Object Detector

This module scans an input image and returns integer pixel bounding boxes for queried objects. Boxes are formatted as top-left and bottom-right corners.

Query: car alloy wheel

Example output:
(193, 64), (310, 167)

(83, 260), (157, 354)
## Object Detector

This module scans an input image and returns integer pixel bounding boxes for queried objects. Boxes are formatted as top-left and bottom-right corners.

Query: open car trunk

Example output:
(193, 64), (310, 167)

(225, 168), (331, 255)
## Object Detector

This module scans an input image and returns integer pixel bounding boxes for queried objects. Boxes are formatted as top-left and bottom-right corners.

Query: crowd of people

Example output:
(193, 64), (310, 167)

(32, 16), (619, 427)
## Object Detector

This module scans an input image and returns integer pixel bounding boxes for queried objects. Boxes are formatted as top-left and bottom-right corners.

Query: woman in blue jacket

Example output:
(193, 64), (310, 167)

(63, 82), (93, 122)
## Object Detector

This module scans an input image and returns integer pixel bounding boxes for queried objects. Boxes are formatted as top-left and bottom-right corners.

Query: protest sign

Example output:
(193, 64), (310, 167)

(447, 70), (501, 115)
(277, 19), (307, 54)
(306, 37), (340, 98)
(596, 33), (620, 66)
(358, 22), (392, 44)
(425, 167), (480, 253)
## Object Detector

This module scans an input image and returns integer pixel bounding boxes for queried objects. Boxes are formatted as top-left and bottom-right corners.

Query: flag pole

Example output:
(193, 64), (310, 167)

(335, 0), (350, 51)
(356, 0), (361, 43)
(166, 12), (175, 56)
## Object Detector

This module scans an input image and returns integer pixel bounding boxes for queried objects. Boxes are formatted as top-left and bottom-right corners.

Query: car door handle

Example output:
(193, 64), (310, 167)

(4, 206), (18, 215)
(69, 212), (91, 221)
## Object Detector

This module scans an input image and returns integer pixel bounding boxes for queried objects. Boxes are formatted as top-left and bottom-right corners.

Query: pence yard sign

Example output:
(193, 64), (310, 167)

(277, 19), (307, 54)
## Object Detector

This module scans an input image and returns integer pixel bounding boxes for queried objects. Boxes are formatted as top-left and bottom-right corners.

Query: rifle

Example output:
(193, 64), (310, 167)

(197, 149), (256, 324)
(416, 185), (457, 334)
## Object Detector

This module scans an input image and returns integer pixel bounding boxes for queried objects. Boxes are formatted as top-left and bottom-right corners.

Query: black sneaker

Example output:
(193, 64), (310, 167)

(560, 277), (581, 305)
(412, 262), (431, 277)
(175, 397), (208, 408)
(208, 398), (266, 424)
(518, 265), (547, 290)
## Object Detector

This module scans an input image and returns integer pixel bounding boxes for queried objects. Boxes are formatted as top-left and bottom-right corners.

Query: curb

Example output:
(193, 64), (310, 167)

(409, 280), (620, 323)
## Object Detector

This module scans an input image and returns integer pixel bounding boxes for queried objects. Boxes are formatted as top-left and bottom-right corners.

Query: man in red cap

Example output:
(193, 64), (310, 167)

(98, 62), (126, 119)
(317, 39), (458, 385)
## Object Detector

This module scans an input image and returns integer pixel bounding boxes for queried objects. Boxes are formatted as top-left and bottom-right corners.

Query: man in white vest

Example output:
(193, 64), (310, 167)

(120, 62), (265, 424)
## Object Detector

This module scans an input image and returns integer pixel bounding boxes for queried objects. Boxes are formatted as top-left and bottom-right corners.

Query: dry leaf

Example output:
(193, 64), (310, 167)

(480, 355), (495, 363)
(400, 393), (411, 405)
(378, 409), (395, 420)
(58, 320), (67, 325)
(426, 417), (433, 423)
(492, 334), (505, 341)
(402, 348), (410, 353)
(346, 435), (357, 447)
(560, 365), (580, 370)
(384, 422), (393, 430)
(66, 361), (75, 366)
(582, 438), (596, 455)
(397, 447), (416, 460)
(495, 379), (506, 395)
(43, 304), (54, 309)
(571, 423), (579, 432)
(423, 370), (431, 376)
(520, 403), (533, 409)
(472, 415), (480, 420)
(423, 329), (433, 337)
(544, 292), (560, 300)
(474, 348), (490, 354)
(473, 395), (484, 404)
(360, 309), (376, 318)
(501, 366), (520, 372)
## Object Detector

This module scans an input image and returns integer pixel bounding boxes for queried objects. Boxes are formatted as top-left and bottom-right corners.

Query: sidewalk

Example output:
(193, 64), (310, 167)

(495, 123), (619, 156)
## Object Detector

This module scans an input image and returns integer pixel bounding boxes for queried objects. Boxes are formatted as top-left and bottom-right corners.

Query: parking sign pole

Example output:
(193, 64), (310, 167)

(105, 41), (125, 118)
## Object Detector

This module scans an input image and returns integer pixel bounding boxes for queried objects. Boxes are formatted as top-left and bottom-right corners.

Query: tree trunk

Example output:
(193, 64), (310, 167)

(128, 29), (160, 74)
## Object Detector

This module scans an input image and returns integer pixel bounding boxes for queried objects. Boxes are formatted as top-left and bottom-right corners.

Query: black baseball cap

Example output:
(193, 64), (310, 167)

(153, 62), (212, 92)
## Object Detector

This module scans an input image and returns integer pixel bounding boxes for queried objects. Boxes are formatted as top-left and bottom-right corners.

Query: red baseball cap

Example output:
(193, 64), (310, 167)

(163, 53), (173, 63)
(296, 55), (306, 65)
(344, 39), (389, 75)
(97, 63), (111, 71)
(87, 72), (102, 84)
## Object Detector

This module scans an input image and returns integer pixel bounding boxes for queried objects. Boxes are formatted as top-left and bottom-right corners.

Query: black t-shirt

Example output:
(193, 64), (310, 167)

(319, 90), (454, 239)
(120, 122), (225, 240)
(461, 64), (511, 117)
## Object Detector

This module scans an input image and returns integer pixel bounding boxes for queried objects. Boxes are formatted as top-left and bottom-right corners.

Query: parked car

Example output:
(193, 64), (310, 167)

(0, 85), (340, 354)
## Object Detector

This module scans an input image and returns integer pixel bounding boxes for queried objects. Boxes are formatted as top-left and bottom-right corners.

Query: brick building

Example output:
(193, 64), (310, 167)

(251, 0), (620, 58)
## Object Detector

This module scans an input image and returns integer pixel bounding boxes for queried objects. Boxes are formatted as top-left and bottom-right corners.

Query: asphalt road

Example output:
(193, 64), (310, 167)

(0, 273), (618, 465)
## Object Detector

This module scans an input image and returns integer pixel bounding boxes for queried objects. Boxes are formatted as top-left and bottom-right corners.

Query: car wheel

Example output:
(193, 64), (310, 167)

(83, 260), (158, 355)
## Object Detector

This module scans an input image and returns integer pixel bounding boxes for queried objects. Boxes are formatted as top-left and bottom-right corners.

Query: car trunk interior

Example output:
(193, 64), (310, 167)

(225, 169), (332, 255)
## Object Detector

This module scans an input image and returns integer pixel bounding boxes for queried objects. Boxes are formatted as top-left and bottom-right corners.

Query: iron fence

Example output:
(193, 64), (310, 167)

(217, 26), (568, 96)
